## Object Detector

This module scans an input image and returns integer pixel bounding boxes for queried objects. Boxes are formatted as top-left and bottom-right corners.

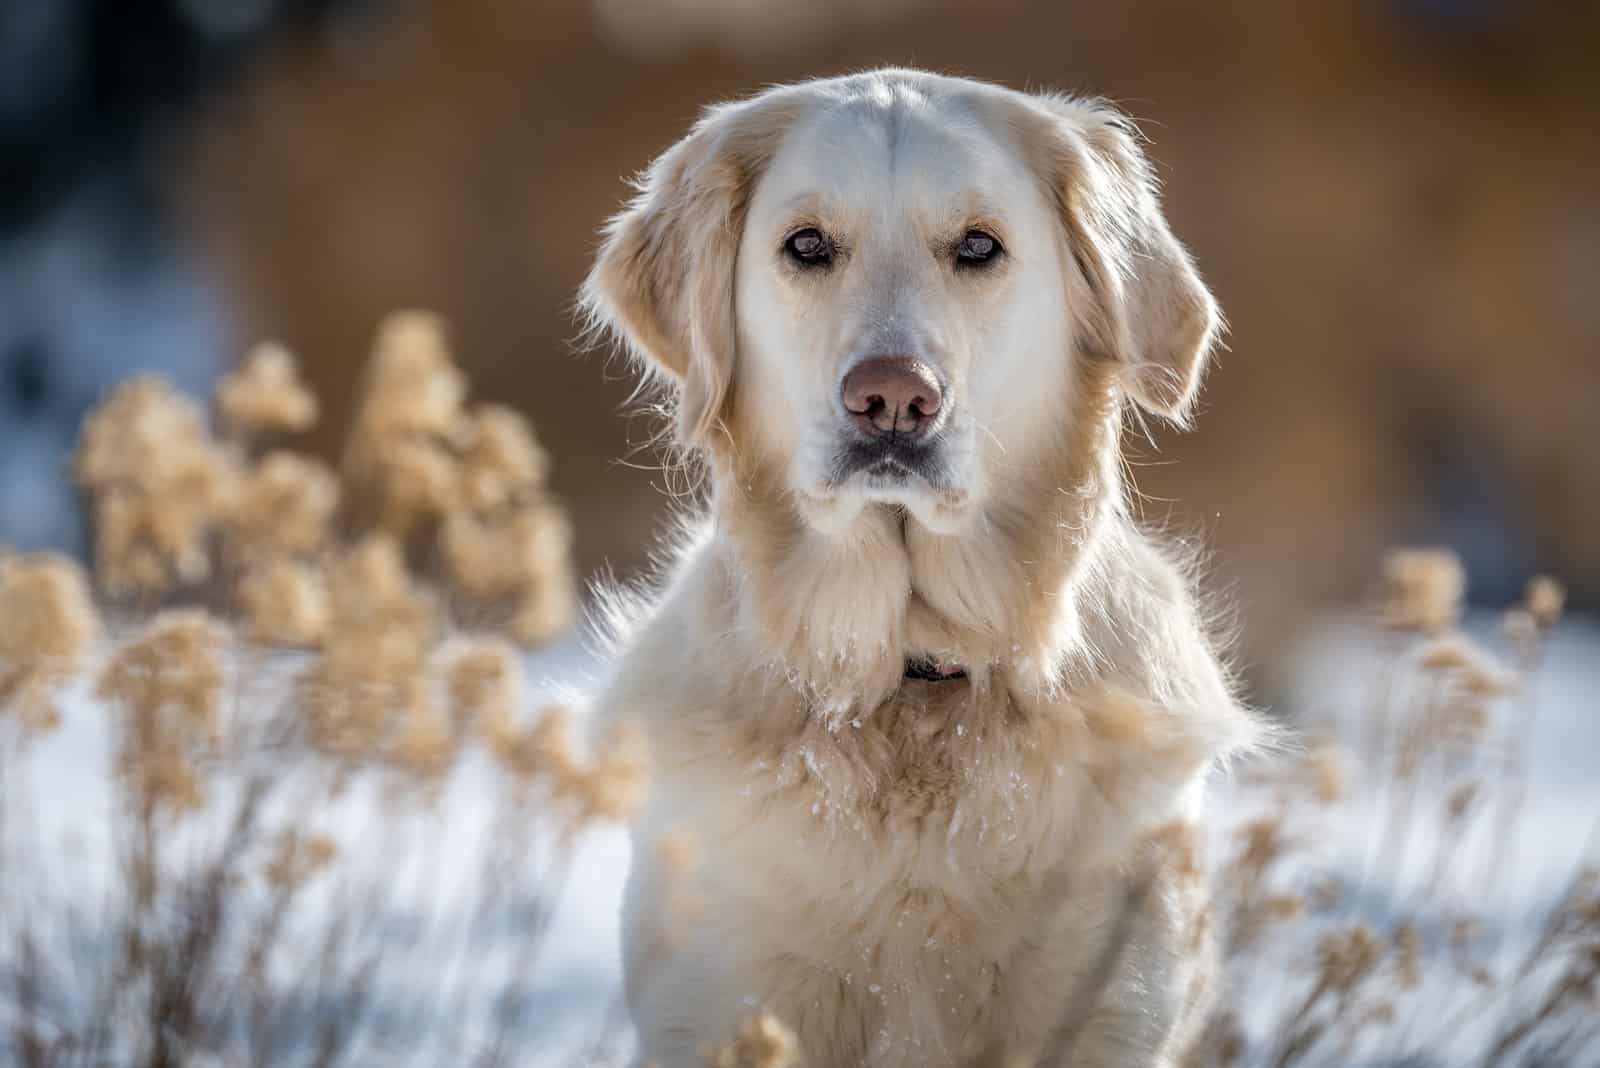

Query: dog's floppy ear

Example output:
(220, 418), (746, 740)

(1020, 96), (1221, 423)
(581, 93), (799, 447)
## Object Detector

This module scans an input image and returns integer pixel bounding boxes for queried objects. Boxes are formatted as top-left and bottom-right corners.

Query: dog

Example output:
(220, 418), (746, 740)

(581, 69), (1263, 1068)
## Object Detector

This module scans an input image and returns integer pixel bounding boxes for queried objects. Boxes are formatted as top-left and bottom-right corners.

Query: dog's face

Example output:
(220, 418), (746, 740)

(584, 71), (1218, 538)
(733, 95), (1071, 534)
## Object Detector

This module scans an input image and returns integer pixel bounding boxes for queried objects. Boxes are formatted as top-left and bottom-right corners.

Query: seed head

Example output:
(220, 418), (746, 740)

(98, 610), (229, 813)
(222, 451), (339, 565)
(440, 503), (572, 599)
(77, 376), (230, 595)
(1265, 895), (1305, 922)
(1501, 608), (1538, 647)
(1238, 817), (1283, 876)
(324, 534), (435, 667)
(1317, 924), (1383, 993)
(342, 311), (467, 535)
(217, 342), (318, 438)
(363, 311), (465, 439)
(0, 553), (99, 732)
(264, 830), (340, 889)
(440, 503), (576, 645)
(456, 404), (549, 513)
(704, 1011), (800, 1068)
(484, 704), (580, 783)
(390, 699), (457, 779)
(237, 558), (330, 647)
(446, 640), (522, 737)
(98, 609), (228, 735)
(1380, 548), (1465, 633)
(298, 535), (434, 759)
(1525, 576), (1565, 629)
(1418, 634), (1516, 697)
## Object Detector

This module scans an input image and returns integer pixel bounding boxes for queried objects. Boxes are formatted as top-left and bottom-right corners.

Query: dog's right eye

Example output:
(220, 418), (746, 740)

(784, 227), (833, 267)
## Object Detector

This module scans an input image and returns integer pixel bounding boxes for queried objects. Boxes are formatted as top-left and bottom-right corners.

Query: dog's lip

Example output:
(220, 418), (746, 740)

(862, 457), (918, 478)
(828, 435), (947, 489)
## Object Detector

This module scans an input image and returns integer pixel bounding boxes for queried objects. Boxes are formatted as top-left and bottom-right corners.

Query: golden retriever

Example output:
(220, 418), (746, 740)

(581, 68), (1263, 1068)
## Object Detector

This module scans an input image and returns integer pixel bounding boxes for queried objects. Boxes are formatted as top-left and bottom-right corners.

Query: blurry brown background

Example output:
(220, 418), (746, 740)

(30, 0), (1600, 677)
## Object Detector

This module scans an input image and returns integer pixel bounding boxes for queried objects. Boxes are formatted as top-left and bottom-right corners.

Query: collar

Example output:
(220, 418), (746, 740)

(904, 656), (968, 682)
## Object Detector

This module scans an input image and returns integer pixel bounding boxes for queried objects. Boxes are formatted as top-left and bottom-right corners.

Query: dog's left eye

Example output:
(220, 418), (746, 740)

(956, 230), (1002, 267)
(785, 227), (833, 267)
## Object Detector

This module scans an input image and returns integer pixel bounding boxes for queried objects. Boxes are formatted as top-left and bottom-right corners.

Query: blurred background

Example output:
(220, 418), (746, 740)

(3, 0), (1597, 689)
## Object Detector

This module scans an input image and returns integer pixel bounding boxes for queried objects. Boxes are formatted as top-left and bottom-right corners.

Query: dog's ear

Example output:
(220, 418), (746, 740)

(1021, 96), (1221, 424)
(581, 94), (799, 447)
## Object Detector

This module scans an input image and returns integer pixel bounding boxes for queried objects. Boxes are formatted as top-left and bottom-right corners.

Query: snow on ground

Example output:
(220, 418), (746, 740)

(3, 634), (630, 1062)
(1214, 612), (1600, 1063)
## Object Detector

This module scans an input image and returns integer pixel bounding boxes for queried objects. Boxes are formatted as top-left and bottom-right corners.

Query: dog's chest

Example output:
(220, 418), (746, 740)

(664, 687), (1097, 1063)
(674, 681), (1094, 920)
(632, 659), (1217, 1064)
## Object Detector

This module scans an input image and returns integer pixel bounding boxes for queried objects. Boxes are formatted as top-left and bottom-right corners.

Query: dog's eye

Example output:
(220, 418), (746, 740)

(956, 230), (1002, 267)
(784, 227), (832, 267)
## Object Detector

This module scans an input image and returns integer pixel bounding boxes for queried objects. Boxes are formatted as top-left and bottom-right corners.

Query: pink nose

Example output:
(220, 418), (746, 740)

(840, 357), (943, 438)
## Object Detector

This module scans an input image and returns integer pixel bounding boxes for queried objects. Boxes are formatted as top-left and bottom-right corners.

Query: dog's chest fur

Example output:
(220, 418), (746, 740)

(619, 630), (1211, 1052)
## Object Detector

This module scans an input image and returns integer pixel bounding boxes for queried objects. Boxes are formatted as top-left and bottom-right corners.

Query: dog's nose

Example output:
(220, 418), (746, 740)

(840, 357), (943, 438)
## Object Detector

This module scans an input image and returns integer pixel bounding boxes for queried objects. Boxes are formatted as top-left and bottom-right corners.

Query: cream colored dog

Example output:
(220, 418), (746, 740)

(582, 69), (1261, 1068)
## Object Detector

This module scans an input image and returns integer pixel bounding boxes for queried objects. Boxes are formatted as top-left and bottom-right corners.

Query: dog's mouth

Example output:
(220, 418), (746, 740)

(798, 431), (973, 537)
(829, 437), (947, 489)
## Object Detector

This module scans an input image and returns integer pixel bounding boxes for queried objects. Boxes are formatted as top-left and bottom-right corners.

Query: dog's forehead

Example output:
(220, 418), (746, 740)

(756, 87), (1028, 221)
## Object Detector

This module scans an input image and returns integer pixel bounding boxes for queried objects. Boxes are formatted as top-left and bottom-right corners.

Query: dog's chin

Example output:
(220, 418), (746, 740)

(797, 465), (977, 537)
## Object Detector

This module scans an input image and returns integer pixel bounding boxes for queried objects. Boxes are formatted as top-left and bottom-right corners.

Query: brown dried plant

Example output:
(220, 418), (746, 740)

(0, 552), (99, 731)
(222, 450), (340, 567)
(703, 1011), (801, 1068)
(235, 555), (330, 646)
(216, 341), (319, 440)
(334, 310), (578, 642)
(4, 312), (613, 1066)
(341, 310), (467, 536)
(76, 376), (232, 595)
(97, 608), (229, 815)
(1191, 551), (1598, 1067)
(298, 533), (436, 760)
(1379, 547), (1466, 634)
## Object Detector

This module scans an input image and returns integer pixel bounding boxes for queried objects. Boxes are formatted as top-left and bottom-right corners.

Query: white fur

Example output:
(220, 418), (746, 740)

(582, 69), (1260, 1067)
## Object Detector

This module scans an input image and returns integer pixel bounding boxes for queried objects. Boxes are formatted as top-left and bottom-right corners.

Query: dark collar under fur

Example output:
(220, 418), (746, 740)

(903, 656), (968, 682)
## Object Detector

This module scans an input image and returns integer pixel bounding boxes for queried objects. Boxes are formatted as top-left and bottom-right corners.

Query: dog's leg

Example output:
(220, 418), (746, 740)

(978, 848), (1211, 1068)
(1059, 866), (1211, 1068)
(627, 946), (880, 1067)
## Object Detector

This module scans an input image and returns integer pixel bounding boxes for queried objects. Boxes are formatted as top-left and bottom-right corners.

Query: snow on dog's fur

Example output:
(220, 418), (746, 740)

(581, 69), (1264, 1067)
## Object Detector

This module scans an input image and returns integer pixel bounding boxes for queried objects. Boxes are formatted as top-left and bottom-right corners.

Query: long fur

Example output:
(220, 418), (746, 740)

(581, 69), (1267, 1068)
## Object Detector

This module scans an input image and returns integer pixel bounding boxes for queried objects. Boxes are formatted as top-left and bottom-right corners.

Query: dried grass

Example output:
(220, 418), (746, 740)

(2, 313), (618, 1066)
(1184, 550), (1598, 1068)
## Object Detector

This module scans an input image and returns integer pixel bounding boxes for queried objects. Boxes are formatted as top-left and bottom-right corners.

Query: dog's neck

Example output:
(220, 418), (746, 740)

(713, 366), (1125, 708)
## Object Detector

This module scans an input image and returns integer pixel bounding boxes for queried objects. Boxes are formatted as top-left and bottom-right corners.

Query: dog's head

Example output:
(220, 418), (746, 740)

(583, 70), (1218, 538)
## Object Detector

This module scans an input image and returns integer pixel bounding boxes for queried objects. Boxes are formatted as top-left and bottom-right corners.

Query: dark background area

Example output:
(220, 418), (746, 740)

(3, 0), (1597, 683)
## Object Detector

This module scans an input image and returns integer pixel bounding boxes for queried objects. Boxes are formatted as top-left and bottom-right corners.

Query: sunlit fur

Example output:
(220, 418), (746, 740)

(582, 69), (1264, 1068)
